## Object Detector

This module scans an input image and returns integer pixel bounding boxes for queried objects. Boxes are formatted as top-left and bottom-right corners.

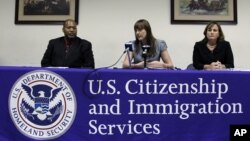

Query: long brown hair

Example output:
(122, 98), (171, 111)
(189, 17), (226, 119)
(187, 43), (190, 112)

(134, 19), (156, 56)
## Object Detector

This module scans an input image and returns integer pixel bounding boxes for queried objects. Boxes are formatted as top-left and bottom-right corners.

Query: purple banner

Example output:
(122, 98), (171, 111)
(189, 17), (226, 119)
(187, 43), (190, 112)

(0, 66), (249, 141)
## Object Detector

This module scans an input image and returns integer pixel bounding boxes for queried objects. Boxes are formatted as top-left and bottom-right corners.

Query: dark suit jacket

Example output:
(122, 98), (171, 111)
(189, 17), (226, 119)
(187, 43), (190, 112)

(41, 36), (95, 68)
(192, 40), (234, 70)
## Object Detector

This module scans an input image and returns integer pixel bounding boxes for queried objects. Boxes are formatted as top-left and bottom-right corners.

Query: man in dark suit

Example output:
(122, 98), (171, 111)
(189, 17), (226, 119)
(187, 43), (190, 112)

(41, 19), (95, 68)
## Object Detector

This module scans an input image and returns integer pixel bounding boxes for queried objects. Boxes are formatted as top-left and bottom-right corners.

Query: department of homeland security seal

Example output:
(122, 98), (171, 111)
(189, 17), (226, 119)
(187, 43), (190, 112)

(9, 70), (77, 140)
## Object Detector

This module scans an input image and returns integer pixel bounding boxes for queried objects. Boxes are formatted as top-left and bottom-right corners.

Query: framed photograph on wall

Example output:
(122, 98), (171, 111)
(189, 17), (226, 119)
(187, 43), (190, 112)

(171, 0), (237, 24)
(15, 0), (79, 24)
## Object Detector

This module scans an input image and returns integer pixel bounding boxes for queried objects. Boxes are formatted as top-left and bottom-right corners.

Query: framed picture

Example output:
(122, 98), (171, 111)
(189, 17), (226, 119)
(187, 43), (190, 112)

(15, 0), (79, 24)
(171, 0), (237, 24)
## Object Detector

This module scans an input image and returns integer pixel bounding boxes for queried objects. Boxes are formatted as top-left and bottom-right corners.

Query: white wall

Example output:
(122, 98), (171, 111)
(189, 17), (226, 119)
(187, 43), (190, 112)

(1, 0), (250, 69)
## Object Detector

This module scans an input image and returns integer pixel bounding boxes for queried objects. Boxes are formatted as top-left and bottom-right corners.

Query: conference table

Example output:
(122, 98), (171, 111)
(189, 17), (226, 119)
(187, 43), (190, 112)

(0, 66), (249, 141)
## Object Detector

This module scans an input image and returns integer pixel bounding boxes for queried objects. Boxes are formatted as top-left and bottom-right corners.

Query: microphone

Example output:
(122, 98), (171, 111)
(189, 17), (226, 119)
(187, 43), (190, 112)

(95, 42), (133, 69)
(124, 42), (133, 52)
(142, 45), (150, 55)
(141, 45), (150, 69)
(125, 42), (133, 68)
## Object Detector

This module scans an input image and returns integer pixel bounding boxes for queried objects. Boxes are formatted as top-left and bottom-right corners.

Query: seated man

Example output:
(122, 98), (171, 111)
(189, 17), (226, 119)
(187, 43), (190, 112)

(41, 19), (95, 68)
